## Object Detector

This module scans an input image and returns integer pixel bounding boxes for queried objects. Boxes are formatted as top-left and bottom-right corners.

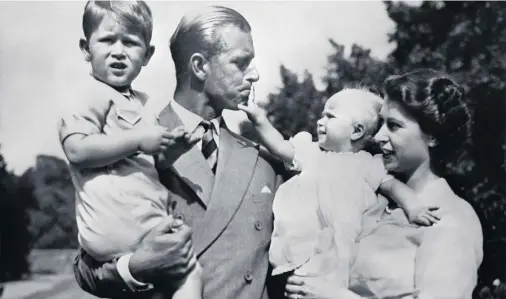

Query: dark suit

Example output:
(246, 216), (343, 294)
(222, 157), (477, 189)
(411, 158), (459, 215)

(73, 103), (285, 299)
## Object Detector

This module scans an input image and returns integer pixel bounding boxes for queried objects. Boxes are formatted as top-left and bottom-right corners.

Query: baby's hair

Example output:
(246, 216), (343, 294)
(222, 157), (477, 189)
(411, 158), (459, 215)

(82, 0), (153, 45)
(341, 85), (384, 137)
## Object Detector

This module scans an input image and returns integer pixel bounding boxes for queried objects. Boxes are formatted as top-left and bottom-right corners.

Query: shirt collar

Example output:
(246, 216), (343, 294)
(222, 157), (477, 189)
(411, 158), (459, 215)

(169, 100), (222, 135)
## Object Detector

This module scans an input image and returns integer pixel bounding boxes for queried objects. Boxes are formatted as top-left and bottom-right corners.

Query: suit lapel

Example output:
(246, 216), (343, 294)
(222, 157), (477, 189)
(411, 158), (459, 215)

(194, 127), (259, 256)
(156, 104), (214, 207)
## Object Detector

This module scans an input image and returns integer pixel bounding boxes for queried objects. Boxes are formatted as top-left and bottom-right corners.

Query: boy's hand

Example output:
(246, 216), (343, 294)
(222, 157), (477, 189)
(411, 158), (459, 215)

(238, 85), (268, 124)
(137, 125), (174, 155)
(407, 205), (440, 226)
(156, 126), (201, 164)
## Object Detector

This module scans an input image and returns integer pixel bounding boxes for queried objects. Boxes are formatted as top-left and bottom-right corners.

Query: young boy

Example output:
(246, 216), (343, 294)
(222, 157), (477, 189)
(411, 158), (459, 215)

(58, 1), (202, 297)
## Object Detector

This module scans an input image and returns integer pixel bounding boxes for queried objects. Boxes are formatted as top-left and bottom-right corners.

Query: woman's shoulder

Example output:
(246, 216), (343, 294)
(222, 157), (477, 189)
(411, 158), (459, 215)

(427, 179), (483, 239)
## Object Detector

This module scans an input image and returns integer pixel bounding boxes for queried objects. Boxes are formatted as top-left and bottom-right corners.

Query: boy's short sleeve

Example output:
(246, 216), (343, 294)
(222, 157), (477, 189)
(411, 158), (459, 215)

(364, 153), (392, 191)
(287, 131), (320, 172)
(57, 90), (112, 145)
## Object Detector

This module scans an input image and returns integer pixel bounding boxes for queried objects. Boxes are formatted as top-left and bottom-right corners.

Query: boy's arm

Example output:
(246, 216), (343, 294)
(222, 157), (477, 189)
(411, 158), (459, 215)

(62, 130), (142, 169)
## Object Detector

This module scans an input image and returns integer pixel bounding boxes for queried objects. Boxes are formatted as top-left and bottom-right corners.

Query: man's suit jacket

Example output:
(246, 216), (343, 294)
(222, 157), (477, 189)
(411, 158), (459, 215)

(73, 103), (285, 299)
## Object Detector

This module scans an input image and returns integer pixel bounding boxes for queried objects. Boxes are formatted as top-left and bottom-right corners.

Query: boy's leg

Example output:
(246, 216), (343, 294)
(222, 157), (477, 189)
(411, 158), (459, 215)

(171, 261), (203, 299)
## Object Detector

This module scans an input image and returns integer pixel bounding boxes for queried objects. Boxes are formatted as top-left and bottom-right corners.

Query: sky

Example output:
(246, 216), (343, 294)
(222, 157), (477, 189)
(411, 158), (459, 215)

(0, 1), (397, 174)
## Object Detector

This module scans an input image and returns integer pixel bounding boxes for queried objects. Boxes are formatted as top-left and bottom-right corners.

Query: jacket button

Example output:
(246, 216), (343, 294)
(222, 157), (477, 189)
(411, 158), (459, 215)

(254, 221), (263, 231)
(244, 271), (253, 283)
(174, 212), (185, 221)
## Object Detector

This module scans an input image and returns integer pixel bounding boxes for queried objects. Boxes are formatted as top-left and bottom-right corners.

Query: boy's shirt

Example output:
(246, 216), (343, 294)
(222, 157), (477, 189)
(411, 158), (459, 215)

(57, 76), (168, 261)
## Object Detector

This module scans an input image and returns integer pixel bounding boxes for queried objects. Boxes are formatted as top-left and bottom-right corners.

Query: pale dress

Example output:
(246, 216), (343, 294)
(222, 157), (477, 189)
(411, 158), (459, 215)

(269, 131), (392, 287)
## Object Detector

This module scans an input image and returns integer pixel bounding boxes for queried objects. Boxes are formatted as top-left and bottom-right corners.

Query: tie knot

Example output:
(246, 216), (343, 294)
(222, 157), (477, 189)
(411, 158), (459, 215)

(200, 120), (212, 131)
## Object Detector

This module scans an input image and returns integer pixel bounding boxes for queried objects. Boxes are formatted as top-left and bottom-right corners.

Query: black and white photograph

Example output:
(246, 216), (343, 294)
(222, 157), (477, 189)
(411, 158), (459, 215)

(0, 1), (505, 298)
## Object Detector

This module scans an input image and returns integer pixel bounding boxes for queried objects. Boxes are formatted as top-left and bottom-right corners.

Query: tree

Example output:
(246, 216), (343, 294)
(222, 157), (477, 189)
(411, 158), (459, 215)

(29, 155), (77, 249)
(0, 148), (36, 282)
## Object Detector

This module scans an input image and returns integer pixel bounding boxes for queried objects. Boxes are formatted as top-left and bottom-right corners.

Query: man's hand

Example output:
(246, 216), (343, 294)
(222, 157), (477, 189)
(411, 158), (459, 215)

(128, 216), (196, 284)
(238, 85), (268, 124)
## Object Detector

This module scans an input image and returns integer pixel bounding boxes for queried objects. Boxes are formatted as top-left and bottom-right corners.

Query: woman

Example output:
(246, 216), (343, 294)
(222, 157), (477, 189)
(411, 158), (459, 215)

(285, 69), (483, 299)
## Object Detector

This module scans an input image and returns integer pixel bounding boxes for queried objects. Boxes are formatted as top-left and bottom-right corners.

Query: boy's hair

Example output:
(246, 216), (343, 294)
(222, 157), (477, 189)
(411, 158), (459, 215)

(82, 0), (153, 45)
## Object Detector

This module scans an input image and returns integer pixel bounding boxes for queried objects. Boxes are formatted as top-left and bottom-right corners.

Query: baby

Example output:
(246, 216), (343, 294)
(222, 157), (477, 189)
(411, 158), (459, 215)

(239, 87), (440, 286)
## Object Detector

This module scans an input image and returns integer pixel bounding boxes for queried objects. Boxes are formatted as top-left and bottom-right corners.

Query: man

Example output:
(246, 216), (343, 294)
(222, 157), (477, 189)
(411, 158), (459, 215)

(73, 5), (285, 299)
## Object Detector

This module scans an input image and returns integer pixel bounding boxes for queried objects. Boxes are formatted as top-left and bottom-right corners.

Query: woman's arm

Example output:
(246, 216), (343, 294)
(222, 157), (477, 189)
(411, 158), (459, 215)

(414, 204), (483, 299)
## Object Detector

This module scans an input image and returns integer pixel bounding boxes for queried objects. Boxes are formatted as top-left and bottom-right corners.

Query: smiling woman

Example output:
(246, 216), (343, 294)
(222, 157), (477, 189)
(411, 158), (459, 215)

(285, 69), (483, 299)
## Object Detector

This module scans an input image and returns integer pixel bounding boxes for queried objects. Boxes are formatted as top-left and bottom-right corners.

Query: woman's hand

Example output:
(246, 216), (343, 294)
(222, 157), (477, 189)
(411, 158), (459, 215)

(285, 271), (353, 299)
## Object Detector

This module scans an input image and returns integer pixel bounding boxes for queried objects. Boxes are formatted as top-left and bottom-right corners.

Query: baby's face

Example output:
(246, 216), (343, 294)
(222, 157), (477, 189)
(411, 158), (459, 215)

(83, 14), (153, 89)
(316, 94), (355, 152)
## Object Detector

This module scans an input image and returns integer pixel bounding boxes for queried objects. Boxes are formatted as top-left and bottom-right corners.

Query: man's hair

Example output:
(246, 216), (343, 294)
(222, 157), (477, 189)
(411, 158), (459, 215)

(169, 5), (251, 85)
(82, 0), (153, 45)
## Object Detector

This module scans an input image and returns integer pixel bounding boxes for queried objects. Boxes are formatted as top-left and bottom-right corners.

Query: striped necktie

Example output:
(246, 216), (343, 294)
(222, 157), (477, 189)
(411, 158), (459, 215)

(200, 120), (218, 173)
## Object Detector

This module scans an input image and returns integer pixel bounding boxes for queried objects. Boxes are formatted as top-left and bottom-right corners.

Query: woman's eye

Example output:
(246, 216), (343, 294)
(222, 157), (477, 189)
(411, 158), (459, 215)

(387, 121), (400, 130)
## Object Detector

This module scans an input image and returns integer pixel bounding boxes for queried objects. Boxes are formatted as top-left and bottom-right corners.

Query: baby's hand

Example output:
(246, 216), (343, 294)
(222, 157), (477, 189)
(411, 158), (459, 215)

(407, 205), (440, 226)
(237, 85), (268, 124)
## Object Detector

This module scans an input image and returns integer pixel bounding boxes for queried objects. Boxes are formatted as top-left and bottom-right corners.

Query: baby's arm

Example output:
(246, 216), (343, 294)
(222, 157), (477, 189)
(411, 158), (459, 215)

(238, 87), (294, 164)
(379, 178), (440, 226)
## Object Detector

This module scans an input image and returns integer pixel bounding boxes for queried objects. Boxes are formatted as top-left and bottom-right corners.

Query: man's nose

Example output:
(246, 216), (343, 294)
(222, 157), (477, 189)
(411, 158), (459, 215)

(246, 64), (259, 83)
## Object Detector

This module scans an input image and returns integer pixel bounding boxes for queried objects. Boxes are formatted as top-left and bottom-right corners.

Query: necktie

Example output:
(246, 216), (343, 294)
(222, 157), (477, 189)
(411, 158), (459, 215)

(200, 120), (218, 173)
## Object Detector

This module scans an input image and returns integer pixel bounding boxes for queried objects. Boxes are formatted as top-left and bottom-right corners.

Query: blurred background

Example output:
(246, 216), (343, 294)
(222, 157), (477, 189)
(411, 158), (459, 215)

(1, 1), (506, 298)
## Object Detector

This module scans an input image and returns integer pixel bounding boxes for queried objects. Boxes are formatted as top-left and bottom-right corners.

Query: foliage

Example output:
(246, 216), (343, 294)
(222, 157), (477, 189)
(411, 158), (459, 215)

(28, 155), (77, 249)
(0, 149), (36, 282)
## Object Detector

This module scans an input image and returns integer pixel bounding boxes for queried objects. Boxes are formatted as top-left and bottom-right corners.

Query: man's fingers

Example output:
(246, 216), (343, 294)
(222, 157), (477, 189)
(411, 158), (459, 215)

(153, 216), (177, 234)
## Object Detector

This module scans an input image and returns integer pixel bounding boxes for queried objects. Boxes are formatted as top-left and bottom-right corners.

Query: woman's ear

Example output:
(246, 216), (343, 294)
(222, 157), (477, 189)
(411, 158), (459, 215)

(190, 53), (209, 81)
(427, 135), (439, 147)
(351, 124), (365, 141)
(79, 38), (91, 62)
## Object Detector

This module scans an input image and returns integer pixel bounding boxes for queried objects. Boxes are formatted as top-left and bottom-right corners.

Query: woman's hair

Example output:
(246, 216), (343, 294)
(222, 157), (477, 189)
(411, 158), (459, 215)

(383, 69), (472, 176)
(169, 5), (251, 85)
(82, 1), (153, 45)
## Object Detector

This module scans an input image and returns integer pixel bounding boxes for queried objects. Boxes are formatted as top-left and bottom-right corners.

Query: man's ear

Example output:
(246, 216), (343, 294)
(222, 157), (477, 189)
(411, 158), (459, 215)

(351, 123), (365, 141)
(143, 45), (155, 66)
(79, 38), (91, 62)
(190, 53), (208, 81)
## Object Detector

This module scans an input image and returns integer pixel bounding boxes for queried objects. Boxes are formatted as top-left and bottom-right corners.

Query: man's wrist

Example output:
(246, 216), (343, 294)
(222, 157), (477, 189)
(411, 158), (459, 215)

(116, 253), (154, 292)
